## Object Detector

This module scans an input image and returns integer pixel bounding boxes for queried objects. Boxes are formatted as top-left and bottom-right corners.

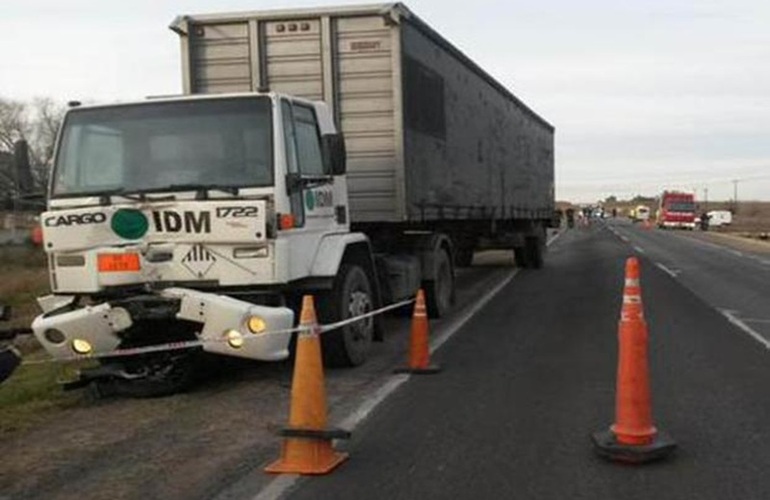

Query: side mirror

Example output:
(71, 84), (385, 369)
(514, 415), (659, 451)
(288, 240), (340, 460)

(285, 172), (302, 195)
(13, 140), (35, 195)
(321, 134), (346, 176)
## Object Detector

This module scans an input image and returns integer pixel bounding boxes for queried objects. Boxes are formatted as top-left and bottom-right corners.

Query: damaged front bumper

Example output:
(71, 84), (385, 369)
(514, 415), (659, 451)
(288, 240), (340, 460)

(31, 288), (295, 361)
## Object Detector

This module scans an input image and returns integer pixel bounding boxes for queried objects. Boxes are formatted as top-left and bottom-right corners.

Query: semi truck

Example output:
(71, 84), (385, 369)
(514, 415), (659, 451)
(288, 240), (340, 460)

(657, 191), (696, 229)
(22, 3), (554, 396)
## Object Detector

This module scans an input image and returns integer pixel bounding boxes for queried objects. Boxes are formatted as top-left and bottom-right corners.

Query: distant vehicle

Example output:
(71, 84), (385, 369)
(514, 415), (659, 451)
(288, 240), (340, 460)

(657, 191), (696, 229)
(707, 210), (732, 227)
(632, 206), (650, 222)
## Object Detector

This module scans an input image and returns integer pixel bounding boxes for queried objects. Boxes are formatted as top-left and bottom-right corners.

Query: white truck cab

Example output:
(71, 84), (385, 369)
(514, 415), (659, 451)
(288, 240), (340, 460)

(31, 92), (386, 396)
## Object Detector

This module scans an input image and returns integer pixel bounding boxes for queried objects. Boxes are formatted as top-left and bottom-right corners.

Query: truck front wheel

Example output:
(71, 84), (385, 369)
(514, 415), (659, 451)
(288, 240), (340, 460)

(319, 264), (374, 367)
(99, 350), (200, 398)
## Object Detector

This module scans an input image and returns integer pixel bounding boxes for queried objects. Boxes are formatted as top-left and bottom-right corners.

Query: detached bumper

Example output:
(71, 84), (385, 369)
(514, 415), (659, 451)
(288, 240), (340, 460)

(31, 288), (295, 362)
(162, 288), (294, 361)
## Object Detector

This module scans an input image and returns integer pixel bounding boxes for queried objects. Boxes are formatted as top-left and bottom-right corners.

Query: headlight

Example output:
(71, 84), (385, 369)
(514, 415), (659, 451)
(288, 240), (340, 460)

(246, 316), (267, 334)
(72, 339), (93, 355)
(225, 329), (244, 349)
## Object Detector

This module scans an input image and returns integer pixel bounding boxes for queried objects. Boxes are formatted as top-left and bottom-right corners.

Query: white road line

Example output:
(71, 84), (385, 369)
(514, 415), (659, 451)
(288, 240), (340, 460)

(430, 269), (518, 353)
(338, 374), (410, 432)
(720, 310), (770, 350)
(655, 263), (680, 278)
(741, 318), (770, 325)
(728, 249), (744, 257)
(633, 245), (646, 254)
(620, 236), (629, 242)
(546, 229), (564, 246)
(253, 475), (300, 500)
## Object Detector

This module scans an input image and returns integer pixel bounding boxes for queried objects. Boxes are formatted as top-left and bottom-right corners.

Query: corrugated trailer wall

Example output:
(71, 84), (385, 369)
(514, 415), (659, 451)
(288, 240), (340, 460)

(179, 9), (404, 223)
(400, 20), (554, 221)
(174, 3), (553, 224)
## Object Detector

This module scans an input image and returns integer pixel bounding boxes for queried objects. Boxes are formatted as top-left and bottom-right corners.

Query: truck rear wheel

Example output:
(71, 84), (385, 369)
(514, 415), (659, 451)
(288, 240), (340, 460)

(319, 264), (374, 367)
(455, 247), (474, 268)
(425, 249), (454, 318)
(525, 236), (544, 269)
(513, 245), (529, 268)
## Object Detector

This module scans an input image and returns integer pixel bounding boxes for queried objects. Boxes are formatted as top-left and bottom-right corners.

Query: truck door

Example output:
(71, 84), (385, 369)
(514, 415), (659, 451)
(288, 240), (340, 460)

(281, 98), (339, 279)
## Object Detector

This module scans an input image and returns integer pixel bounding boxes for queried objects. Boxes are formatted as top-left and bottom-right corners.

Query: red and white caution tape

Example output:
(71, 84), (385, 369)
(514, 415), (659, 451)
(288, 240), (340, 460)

(21, 298), (415, 365)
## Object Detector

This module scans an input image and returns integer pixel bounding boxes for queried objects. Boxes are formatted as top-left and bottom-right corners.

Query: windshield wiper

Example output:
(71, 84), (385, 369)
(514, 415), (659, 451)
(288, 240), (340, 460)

(155, 184), (241, 200)
(93, 188), (146, 205)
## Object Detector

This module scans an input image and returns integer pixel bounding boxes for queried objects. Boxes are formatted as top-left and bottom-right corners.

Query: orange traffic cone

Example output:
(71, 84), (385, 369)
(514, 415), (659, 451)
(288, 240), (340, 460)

(592, 257), (676, 463)
(265, 295), (350, 475)
(394, 290), (441, 374)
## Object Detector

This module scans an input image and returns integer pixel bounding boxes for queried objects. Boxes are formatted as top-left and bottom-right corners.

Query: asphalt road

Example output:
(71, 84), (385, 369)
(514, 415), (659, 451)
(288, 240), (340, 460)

(283, 221), (770, 500)
(607, 219), (770, 346)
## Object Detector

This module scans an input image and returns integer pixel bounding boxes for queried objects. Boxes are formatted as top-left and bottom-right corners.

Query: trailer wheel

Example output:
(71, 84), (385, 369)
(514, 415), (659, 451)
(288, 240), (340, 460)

(513, 245), (530, 268)
(525, 236), (544, 269)
(455, 247), (474, 268)
(319, 264), (374, 367)
(425, 249), (454, 318)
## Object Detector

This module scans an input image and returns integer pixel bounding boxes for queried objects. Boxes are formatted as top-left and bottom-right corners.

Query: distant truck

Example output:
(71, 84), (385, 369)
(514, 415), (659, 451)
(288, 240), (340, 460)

(21, 3), (555, 396)
(657, 191), (696, 229)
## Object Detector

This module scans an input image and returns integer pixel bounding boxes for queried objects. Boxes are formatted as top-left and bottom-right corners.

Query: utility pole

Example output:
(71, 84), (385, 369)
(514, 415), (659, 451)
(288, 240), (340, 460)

(703, 187), (708, 211)
(732, 179), (739, 214)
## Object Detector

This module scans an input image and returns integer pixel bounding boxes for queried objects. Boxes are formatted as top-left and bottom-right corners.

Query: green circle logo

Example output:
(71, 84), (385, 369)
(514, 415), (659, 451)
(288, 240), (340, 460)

(305, 191), (315, 211)
(111, 209), (149, 240)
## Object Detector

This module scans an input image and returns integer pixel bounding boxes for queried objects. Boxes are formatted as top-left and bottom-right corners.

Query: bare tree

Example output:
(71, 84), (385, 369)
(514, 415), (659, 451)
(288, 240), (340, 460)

(0, 97), (65, 207)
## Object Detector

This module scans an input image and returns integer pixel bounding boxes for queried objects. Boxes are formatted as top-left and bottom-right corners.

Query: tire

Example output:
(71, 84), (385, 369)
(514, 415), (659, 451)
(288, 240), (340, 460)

(319, 264), (375, 367)
(455, 247), (474, 268)
(513, 245), (530, 268)
(425, 249), (455, 318)
(104, 350), (200, 398)
(525, 236), (544, 269)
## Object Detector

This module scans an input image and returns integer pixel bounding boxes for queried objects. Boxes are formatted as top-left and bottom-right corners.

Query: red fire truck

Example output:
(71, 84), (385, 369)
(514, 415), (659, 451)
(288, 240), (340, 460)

(657, 191), (696, 229)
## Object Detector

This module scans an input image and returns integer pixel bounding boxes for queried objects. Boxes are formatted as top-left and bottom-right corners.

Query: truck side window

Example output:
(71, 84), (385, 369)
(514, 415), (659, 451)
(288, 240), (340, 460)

(281, 100), (304, 227)
(292, 104), (325, 176)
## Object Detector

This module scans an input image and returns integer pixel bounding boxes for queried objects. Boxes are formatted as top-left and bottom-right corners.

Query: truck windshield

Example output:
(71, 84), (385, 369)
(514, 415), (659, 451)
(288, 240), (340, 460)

(52, 97), (273, 197)
(667, 202), (695, 212)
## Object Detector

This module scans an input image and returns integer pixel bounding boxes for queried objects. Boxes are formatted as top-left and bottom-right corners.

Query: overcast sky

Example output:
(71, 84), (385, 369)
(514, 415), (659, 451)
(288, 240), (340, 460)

(2, 0), (769, 202)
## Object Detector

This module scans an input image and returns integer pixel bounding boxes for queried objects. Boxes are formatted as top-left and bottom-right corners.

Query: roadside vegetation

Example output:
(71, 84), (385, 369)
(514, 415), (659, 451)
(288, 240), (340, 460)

(0, 246), (87, 434)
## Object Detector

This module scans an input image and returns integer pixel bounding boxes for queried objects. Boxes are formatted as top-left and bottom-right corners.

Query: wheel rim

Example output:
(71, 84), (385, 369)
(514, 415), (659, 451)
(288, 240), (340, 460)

(347, 290), (373, 343)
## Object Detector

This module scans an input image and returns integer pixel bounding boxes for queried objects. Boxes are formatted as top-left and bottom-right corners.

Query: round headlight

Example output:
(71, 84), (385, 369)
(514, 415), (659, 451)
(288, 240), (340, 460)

(225, 330), (244, 349)
(72, 339), (93, 355)
(247, 316), (267, 334)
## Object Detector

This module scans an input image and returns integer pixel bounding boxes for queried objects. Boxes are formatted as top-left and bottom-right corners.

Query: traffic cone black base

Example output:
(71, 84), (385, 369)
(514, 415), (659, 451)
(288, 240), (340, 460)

(591, 429), (676, 464)
(393, 365), (442, 375)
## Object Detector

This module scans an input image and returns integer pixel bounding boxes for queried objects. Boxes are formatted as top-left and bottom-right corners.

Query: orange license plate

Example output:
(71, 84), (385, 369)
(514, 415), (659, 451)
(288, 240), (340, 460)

(97, 253), (141, 272)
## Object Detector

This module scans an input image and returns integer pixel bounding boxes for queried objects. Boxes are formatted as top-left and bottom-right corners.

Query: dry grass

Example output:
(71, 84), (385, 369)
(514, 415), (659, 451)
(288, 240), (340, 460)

(1, 246), (49, 332)
(0, 246), (81, 434)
